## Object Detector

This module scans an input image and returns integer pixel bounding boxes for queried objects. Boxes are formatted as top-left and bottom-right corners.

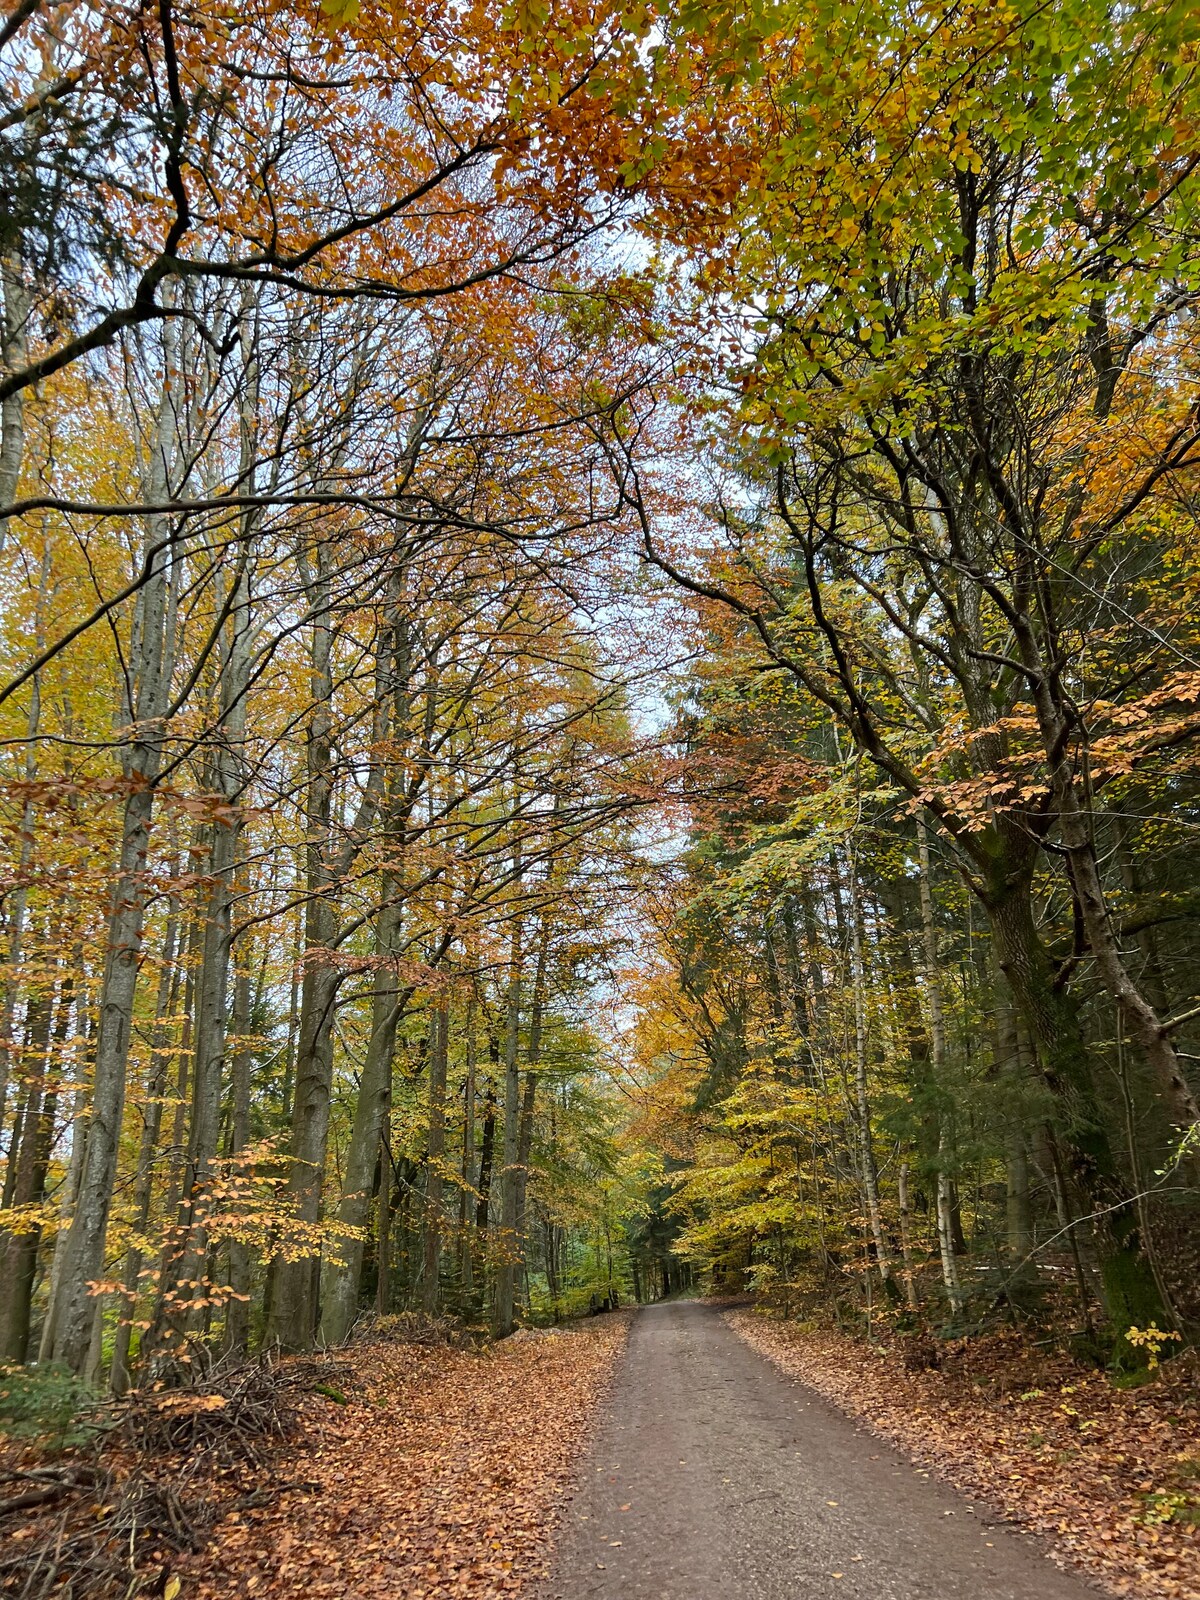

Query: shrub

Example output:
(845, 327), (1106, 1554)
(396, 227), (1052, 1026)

(0, 1363), (93, 1452)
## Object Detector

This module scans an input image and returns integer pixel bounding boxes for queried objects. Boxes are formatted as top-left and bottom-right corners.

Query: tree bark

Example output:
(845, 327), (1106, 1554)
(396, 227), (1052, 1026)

(320, 593), (414, 1344)
(0, 963), (62, 1361)
(476, 1075), (496, 1235)
(149, 529), (252, 1365)
(458, 995), (477, 1299)
(421, 1001), (449, 1314)
(268, 536), (337, 1351)
(492, 912), (524, 1339)
(51, 328), (181, 1374)
(110, 900), (180, 1392)
(986, 868), (1165, 1334)
(1057, 770), (1200, 1143)
(896, 1161), (921, 1313)
(916, 821), (965, 1318)
(223, 951), (254, 1357)
(513, 923), (549, 1314)
(846, 858), (897, 1300)
(0, 250), (29, 548)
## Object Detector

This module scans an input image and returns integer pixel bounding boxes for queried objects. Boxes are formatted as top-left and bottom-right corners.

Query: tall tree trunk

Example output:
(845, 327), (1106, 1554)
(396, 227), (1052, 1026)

(320, 594), (413, 1344)
(993, 971), (1035, 1290)
(1056, 769), (1200, 1145)
(0, 546), (49, 1160)
(896, 1160), (921, 1313)
(1, 983), (49, 1212)
(149, 537), (252, 1363)
(51, 330), (181, 1374)
(110, 902), (180, 1393)
(422, 1001), (449, 1314)
(269, 539), (337, 1351)
(916, 821), (965, 1317)
(986, 866), (1165, 1336)
(0, 962), (58, 1360)
(36, 984), (89, 1365)
(847, 859), (896, 1299)
(475, 1075), (496, 1236)
(319, 902), (402, 1344)
(375, 1128), (393, 1315)
(0, 250), (29, 549)
(546, 1215), (562, 1313)
(458, 996), (477, 1299)
(492, 914), (524, 1339)
(513, 924), (549, 1314)
(223, 951), (254, 1357)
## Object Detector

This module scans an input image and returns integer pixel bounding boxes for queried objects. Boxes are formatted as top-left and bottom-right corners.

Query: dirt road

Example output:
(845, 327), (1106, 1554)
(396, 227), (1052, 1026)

(544, 1300), (1099, 1600)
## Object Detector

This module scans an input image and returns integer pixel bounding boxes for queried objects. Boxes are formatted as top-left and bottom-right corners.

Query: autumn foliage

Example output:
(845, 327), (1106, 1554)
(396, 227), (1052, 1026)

(2, 0), (1200, 1593)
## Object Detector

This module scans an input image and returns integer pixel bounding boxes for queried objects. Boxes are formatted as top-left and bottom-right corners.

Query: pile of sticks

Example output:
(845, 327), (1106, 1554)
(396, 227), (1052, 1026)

(0, 1354), (342, 1598)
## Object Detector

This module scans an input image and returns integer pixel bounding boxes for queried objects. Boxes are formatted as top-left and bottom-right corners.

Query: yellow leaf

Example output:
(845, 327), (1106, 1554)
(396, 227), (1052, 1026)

(165, 1579), (182, 1600)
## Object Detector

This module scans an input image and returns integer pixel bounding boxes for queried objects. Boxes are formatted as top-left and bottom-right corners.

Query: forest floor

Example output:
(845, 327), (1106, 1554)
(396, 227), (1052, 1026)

(0, 1314), (629, 1600)
(6, 1304), (1197, 1599)
(728, 1309), (1200, 1600)
(182, 1316), (628, 1600)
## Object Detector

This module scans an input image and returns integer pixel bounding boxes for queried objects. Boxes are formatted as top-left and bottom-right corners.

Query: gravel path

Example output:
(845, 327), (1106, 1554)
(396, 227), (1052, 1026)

(544, 1300), (1101, 1600)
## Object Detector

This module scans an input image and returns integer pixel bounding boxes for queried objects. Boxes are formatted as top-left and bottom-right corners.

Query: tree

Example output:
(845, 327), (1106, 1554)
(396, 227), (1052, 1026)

(623, 0), (1200, 1348)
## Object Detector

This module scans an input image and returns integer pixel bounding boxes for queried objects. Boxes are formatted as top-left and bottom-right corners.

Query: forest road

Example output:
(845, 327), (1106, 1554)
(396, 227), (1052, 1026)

(543, 1300), (1100, 1600)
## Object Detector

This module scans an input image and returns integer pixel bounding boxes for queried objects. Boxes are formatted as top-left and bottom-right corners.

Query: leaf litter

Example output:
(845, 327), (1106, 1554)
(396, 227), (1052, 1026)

(1, 1316), (627, 1600)
(180, 1316), (628, 1599)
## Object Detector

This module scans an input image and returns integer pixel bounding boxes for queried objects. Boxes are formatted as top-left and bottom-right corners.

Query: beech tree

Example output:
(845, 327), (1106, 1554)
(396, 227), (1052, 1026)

(621, 0), (1200, 1351)
(0, 0), (671, 1371)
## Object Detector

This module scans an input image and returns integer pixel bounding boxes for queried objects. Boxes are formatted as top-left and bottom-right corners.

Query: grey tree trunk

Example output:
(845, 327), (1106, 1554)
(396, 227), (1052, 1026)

(223, 953), (254, 1356)
(51, 328), (182, 1375)
(847, 861), (895, 1297)
(0, 251), (29, 548)
(1056, 764), (1200, 1145)
(985, 861), (1166, 1336)
(916, 820), (965, 1318)
(320, 593), (414, 1345)
(268, 320), (394, 1348)
(36, 1000), (89, 1365)
(110, 900), (180, 1392)
(266, 529), (336, 1351)
(375, 1126), (393, 1315)
(993, 972), (1035, 1286)
(492, 913), (524, 1339)
(319, 896), (403, 1344)
(458, 996), (477, 1298)
(421, 1001), (449, 1314)
(268, 529), (391, 1349)
(149, 430), (254, 1366)
(0, 961), (61, 1360)
(0, 547), (49, 1159)
(513, 924), (550, 1313)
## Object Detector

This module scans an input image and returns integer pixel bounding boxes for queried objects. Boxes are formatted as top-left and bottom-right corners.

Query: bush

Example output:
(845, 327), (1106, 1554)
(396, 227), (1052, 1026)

(0, 1363), (93, 1452)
